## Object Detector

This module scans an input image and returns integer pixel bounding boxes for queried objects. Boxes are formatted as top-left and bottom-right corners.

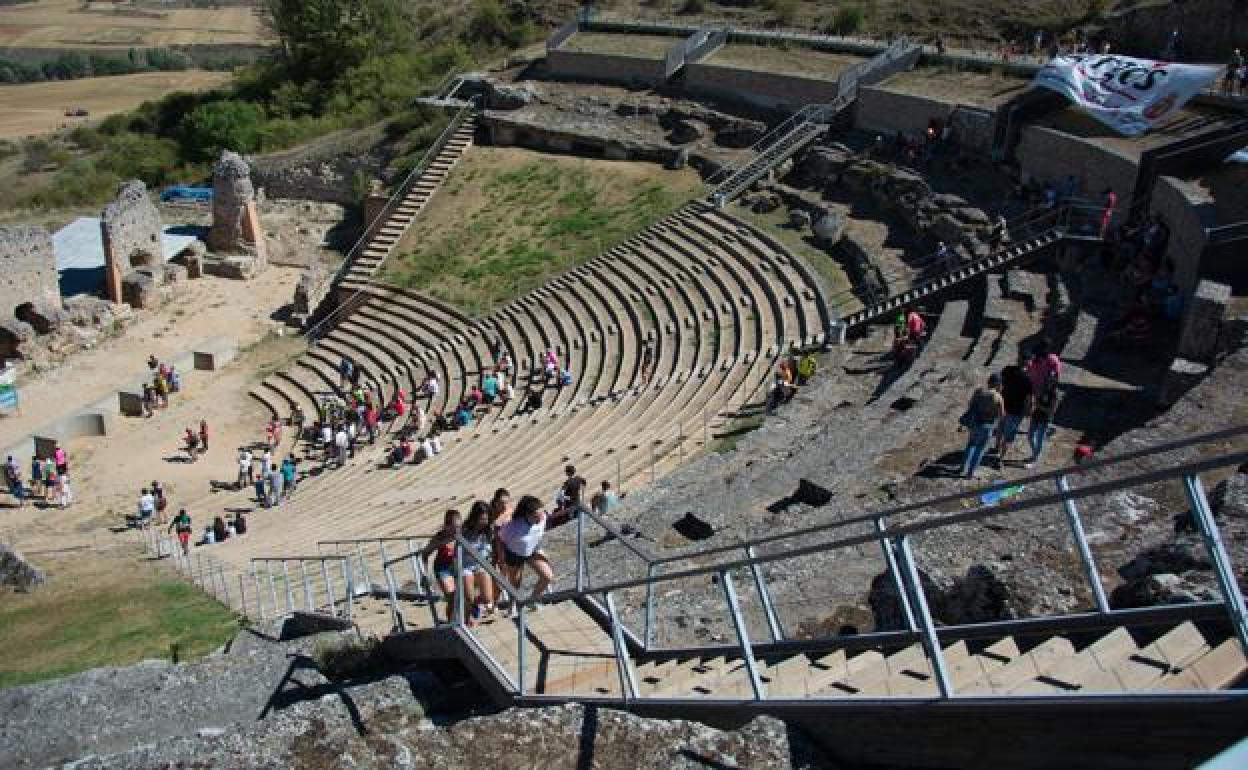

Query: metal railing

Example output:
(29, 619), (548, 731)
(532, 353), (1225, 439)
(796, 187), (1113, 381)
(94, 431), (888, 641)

(140, 526), (238, 610)
(248, 554), (358, 622)
(304, 98), (479, 345)
(381, 425), (1248, 702)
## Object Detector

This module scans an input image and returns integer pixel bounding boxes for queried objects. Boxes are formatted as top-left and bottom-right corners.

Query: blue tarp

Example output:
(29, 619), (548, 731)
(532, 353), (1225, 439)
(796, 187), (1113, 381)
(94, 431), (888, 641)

(159, 186), (213, 203)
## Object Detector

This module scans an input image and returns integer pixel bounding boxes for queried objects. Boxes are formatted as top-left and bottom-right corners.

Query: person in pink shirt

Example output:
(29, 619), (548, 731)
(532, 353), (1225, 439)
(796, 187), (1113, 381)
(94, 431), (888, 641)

(1026, 341), (1062, 393)
(53, 444), (68, 476)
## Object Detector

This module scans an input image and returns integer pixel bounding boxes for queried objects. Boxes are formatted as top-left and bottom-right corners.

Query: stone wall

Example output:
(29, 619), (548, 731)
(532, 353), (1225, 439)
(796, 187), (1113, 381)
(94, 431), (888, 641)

(1108, 0), (1246, 60)
(250, 153), (381, 206)
(0, 226), (60, 321)
(544, 49), (666, 87)
(208, 150), (267, 263)
(100, 180), (163, 304)
(1150, 175), (1218, 300)
(854, 88), (995, 155)
(1015, 126), (1139, 211)
(683, 63), (840, 110)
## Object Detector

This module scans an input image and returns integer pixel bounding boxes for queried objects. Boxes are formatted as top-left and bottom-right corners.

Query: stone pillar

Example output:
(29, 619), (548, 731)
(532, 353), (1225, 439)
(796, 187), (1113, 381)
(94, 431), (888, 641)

(100, 180), (164, 307)
(0, 225), (61, 319)
(1176, 280), (1230, 363)
(100, 224), (124, 303)
(208, 150), (267, 263)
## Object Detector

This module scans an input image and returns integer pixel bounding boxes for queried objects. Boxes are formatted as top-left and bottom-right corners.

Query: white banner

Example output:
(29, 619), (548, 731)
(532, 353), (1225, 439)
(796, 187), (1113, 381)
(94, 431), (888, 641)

(1032, 54), (1220, 136)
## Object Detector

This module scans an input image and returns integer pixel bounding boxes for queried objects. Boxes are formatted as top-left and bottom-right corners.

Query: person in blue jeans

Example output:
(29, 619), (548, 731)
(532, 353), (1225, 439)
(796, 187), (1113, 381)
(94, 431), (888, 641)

(960, 373), (1005, 479)
(996, 359), (1034, 468)
(1026, 375), (1061, 468)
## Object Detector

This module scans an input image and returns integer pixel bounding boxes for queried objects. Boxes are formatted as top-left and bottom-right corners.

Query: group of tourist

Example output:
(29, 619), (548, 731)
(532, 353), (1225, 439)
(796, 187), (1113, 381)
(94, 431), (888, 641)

(419, 466), (618, 626)
(142, 354), (182, 417)
(3, 444), (72, 509)
(163, 506), (248, 556)
(767, 349), (819, 414)
(1101, 218), (1183, 348)
(180, 419), (211, 463)
(892, 309), (928, 366)
(958, 341), (1062, 479)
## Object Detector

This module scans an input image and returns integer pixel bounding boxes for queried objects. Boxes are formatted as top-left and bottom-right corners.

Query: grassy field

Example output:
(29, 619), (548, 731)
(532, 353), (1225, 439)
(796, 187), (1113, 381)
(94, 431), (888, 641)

(0, 69), (233, 139)
(560, 31), (683, 59)
(0, 547), (240, 689)
(380, 147), (705, 316)
(0, 0), (266, 48)
(706, 43), (863, 79)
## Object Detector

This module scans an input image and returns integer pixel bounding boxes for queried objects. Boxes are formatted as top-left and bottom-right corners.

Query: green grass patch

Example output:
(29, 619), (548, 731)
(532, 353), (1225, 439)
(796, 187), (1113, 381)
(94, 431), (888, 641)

(379, 147), (704, 317)
(710, 413), (765, 454)
(0, 550), (241, 690)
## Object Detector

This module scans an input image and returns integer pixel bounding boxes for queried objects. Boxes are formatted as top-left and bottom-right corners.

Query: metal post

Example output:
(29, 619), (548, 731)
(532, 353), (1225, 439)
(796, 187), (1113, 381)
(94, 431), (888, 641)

(238, 574), (248, 617)
(605, 591), (639, 699)
(895, 536), (953, 698)
(301, 561), (313, 610)
(874, 517), (917, 632)
(407, 538), (420, 585)
(453, 542), (466, 627)
(378, 541), (389, 584)
(643, 562), (657, 649)
(650, 443), (655, 483)
(1057, 475), (1110, 614)
(517, 603), (527, 696)
(745, 545), (784, 642)
(575, 510), (586, 592)
(385, 565), (405, 632)
(321, 559), (336, 615)
(341, 557), (354, 622)
(355, 543), (370, 588)
(216, 565), (229, 603)
(1184, 474), (1248, 656)
(267, 569), (279, 617)
(281, 562), (295, 613)
(251, 563), (265, 620)
(720, 570), (765, 700)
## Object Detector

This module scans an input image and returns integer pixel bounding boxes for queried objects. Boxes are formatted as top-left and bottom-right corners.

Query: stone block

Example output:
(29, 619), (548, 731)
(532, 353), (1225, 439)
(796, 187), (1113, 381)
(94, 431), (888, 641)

(121, 271), (159, 309)
(1217, 316), (1248, 357)
(119, 390), (145, 417)
(163, 263), (188, 285)
(1158, 358), (1208, 406)
(194, 337), (237, 371)
(202, 256), (258, 280)
(1177, 280), (1230, 363)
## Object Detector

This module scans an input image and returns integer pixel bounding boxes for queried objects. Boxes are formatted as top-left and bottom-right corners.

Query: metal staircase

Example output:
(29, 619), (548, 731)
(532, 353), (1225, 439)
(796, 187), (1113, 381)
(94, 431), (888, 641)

(706, 98), (851, 207)
(834, 201), (1106, 331)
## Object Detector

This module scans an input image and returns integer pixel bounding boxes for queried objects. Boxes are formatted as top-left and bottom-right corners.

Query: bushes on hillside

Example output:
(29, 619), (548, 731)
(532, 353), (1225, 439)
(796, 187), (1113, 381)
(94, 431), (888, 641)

(181, 100), (267, 161)
(0, 47), (192, 84)
(826, 3), (865, 35)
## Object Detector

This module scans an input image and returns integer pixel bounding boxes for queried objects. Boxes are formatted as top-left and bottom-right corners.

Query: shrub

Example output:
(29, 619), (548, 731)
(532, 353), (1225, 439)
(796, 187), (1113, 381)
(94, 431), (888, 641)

(680, 0), (706, 13)
(181, 100), (266, 161)
(770, 0), (799, 26)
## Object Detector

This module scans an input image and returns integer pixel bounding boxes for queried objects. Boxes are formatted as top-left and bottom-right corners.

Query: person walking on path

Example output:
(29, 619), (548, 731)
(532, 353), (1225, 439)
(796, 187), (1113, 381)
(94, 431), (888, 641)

(169, 508), (193, 557)
(237, 447), (253, 489)
(5, 455), (26, 508)
(56, 473), (72, 508)
(281, 454), (297, 500)
(199, 420), (209, 454)
(138, 487), (156, 527)
(29, 454), (43, 500)
(254, 470), (268, 508)
(960, 373), (1005, 479)
(53, 444), (68, 477)
(1026, 375), (1061, 468)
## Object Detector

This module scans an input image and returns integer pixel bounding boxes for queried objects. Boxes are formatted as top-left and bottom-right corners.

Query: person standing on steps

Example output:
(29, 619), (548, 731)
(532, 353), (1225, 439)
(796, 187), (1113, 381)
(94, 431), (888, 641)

(959, 373), (1005, 479)
(281, 454), (297, 499)
(498, 495), (557, 616)
(338, 356), (354, 390)
(5, 455), (25, 508)
(237, 447), (253, 489)
(198, 420), (209, 454)
(169, 508), (193, 556)
(29, 454), (43, 500)
(267, 463), (284, 508)
(422, 509), (469, 625)
(53, 443), (68, 478)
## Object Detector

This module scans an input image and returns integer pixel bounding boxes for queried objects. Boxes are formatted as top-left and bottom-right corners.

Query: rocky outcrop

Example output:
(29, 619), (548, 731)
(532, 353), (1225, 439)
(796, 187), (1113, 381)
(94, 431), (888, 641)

(868, 564), (1016, 631)
(0, 543), (45, 592)
(209, 150), (268, 264)
(0, 628), (835, 770)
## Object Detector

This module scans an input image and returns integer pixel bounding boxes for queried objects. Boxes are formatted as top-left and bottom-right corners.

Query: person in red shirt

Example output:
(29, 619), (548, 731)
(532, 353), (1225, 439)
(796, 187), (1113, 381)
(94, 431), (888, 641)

(906, 310), (926, 343)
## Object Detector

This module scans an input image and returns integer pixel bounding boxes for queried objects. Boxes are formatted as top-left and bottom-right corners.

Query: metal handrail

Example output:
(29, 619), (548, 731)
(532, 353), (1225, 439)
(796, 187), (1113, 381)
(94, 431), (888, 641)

(249, 554), (356, 622)
(305, 98), (478, 344)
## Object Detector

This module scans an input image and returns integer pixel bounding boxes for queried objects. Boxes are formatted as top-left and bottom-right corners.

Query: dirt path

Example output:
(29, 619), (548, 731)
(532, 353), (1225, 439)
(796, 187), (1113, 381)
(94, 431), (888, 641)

(1, 267), (304, 550)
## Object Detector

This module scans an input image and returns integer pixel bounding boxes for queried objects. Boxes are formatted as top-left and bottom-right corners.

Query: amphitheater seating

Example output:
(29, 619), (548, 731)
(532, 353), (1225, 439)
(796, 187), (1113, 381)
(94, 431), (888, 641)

(171, 200), (828, 618)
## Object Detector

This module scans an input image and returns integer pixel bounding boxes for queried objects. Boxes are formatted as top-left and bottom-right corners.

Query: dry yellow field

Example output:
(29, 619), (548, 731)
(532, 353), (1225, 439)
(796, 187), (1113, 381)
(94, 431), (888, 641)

(0, 0), (267, 48)
(0, 69), (233, 138)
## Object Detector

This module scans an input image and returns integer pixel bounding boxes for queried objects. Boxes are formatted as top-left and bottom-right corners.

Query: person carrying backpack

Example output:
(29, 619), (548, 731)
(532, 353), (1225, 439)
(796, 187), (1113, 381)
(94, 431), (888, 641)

(959, 373), (1005, 479)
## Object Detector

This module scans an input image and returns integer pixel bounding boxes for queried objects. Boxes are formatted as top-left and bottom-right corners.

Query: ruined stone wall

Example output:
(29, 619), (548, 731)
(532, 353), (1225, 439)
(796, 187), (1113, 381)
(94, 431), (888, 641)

(100, 180), (164, 304)
(1150, 175), (1218, 300)
(544, 49), (666, 87)
(854, 86), (956, 142)
(0, 226), (60, 320)
(1015, 126), (1139, 210)
(209, 150), (267, 262)
(683, 63), (840, 110)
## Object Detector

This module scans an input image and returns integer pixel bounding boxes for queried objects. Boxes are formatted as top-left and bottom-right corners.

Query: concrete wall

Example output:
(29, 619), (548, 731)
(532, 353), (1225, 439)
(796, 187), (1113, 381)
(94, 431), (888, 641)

(544, 49), (665, 87)
(853, 87), (995, 155)
(1015, 126), (1139, 209)
(683, 63), (840, 110)
(0, 226), (60, 320)
(1150, 175), (1218, 299)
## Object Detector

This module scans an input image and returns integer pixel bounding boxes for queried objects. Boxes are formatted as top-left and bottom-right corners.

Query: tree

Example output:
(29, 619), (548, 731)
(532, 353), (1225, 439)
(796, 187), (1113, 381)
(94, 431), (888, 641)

(261, 0), (414, 83)
(181, 100), (266, 161)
